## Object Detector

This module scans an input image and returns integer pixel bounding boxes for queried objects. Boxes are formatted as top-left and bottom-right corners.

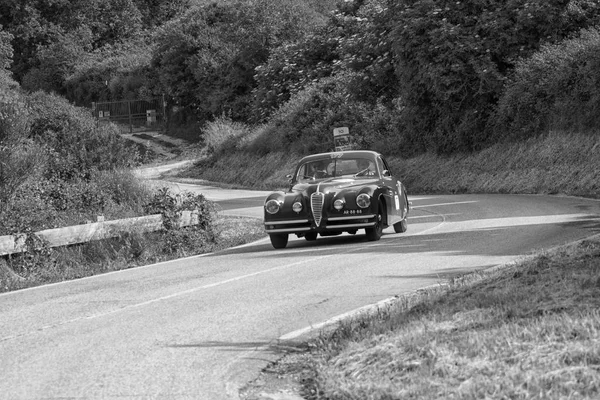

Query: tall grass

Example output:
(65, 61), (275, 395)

(395, 131), (600, 198)
(183, 129), (600, 199)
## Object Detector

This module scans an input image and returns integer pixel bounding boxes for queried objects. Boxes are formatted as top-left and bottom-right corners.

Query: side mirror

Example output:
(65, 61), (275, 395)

(286, 174), (293, 184)
(382, 170), (391, 177)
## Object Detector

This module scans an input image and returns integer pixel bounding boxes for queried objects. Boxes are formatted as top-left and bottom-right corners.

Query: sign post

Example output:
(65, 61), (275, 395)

(333, 127), (352, 151)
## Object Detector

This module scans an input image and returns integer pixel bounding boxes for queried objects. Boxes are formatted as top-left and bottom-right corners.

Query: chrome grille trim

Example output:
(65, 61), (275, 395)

(264, 219), (310, 225)
(311, 192), (325, 227)
(266, 227), (312, 233)
(325, 222), (375, 229)
(327, 214), (375, 221)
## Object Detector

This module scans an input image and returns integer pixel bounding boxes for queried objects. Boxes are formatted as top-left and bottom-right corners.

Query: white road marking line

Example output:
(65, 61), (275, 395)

(412, 200), (479, 208)
(0, 239), (395, 342)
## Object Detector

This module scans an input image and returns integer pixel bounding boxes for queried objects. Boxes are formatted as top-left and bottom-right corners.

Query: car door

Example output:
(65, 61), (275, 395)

(379, 156), (405, 225)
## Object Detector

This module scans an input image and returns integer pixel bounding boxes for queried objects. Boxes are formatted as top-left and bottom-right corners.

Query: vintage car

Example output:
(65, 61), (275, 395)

(263, 150), (409, 249)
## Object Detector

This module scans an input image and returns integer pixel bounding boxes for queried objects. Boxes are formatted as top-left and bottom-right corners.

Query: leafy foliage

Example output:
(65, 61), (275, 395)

(151, 0), (329, 124)
(1, 86), (147, 236)
(251, 0), (395, 122)
(143, 187), (216, 254)
(388, 0), (600, 153)
(26, 92), (138, 180)
(0, 26), (13, 70)
(493, 27), (600, 140)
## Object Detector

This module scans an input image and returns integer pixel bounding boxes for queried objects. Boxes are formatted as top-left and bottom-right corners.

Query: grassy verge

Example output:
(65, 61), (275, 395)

(260, 236), (600, 399)
(0, 215), (265, 293)
(181, 131), (600, 199)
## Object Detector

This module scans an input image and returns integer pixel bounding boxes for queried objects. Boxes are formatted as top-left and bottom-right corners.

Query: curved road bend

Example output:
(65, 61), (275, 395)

(1, 192), (599, 399)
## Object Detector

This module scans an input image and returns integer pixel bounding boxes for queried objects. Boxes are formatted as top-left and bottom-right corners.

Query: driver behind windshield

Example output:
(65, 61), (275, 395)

(355, 158), (375, 176)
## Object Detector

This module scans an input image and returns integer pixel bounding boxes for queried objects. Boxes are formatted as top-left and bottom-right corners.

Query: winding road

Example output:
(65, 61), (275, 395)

(1, 185), (599, 399)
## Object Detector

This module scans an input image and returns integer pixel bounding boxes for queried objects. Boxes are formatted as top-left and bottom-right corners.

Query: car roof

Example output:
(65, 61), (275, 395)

(298, 150), (382, 163)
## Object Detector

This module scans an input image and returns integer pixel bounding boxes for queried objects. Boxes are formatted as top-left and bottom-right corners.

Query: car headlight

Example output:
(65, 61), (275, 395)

(292, 201), (303, 213)
(356, 193), (371, 208)
(265, 199), (283, 214)
(333, 199), (345, 210)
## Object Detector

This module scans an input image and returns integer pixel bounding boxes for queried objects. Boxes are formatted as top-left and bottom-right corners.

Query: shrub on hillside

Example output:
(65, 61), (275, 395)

(202, 115), (250, 154)
(247, 77), (352, 155)
(143, 187), (216, 255)
(248, 72), (406, 156)
(492, 27), (600, 141)
(64, 38), (154, 106)
(0, 88), (47, 219)
(388, 0), (600, 154)
(1, 89), (148, 236)
(27, 91), (138, 180)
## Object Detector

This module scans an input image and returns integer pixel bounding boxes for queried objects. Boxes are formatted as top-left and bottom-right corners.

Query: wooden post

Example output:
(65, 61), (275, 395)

(128, 100), (133, 133)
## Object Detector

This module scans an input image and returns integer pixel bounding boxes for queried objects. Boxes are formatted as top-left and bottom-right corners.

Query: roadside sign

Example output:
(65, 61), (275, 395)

(333, 127), (352, 151)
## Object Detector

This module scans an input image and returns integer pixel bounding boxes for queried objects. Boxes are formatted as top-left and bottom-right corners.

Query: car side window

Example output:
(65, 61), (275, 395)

(378, 157), (390, 177)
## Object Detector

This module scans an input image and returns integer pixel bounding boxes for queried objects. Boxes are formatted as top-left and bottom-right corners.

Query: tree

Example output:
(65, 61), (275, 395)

(252, 0), (395, 121)
(388, 0), (600, 154)
(21, 28), (92, 94)
(1, 0), (145, 86)
(494, 27), (600, 139)
(151, 0), (330, 123)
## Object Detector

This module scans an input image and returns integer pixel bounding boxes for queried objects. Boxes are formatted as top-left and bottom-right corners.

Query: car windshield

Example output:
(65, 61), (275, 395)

(296, 157), (377, 182)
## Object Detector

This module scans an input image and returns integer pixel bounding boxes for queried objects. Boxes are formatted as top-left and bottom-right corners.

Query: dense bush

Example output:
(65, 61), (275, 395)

(143, 187), (216, 254)
(202, 115), (250, 154)
(0, 88), (149, 235)
(493, 27), (600, 141)
(0, 87), (47, 219)
(251, 0), (395, 122)
(27, 91), (138, 180)
(247, 76), (358, 155)
(387, 0), (600, 154)
(64, 37), (155, 106)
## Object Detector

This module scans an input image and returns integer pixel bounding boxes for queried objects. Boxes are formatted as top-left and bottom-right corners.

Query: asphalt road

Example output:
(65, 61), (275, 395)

(1, 189), (599, 399)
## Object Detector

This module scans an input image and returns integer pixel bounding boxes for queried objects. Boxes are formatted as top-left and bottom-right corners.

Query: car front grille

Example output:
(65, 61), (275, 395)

(311, 192), (325, 227)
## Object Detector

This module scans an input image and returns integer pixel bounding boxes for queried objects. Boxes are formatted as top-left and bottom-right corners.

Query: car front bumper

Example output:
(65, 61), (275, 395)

(264, 213), (377, 234)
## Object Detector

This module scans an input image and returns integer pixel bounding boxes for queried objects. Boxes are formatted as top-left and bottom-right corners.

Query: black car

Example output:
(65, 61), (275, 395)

(263, 150), (409, 249)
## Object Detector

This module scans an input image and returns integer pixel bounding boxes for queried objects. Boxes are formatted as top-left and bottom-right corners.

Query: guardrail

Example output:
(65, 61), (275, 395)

(0, 210), (199, 256)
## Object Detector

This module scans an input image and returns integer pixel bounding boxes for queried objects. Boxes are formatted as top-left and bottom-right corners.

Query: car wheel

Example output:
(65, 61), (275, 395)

(305, 232), (318, 241)
(366, 202), (383, 241)
(393, 218), (407, 233)
(269, 234), (288, 249)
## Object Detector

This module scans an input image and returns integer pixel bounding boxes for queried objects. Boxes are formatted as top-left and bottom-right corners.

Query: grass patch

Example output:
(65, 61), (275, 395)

(272, 236), (600, 399)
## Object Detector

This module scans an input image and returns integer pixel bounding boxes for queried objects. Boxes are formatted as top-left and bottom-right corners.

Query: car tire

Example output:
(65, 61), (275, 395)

(305, 232), (318, 241)
(366, 202), (384, 241)
(269, 234), (288, 249)
(393, 218), (407, 233)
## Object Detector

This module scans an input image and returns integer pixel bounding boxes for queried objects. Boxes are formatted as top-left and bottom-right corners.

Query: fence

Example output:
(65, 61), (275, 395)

(92, 97), (166, 134)
(0, 211), (199, 257)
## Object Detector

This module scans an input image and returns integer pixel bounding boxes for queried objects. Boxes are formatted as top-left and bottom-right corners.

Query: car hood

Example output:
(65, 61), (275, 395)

(290, 177), (379, 196)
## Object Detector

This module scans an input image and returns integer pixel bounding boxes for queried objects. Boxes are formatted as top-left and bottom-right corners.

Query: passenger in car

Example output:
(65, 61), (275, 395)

(309, 162), (328, 178)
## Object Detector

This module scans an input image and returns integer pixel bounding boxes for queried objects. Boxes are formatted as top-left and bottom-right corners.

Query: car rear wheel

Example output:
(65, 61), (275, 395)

(269, 234), (288, 249)
(366, 202), (384, 241)
(393, 218), (407, 233)
(305, 232), (318, 241)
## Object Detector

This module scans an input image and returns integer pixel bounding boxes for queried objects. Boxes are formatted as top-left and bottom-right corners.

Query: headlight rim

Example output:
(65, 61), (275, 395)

(356, 193), (371, 209)
(333, 198), (345, 211)
(265, 199), (283, 214)
(292, 201), (303, 213)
